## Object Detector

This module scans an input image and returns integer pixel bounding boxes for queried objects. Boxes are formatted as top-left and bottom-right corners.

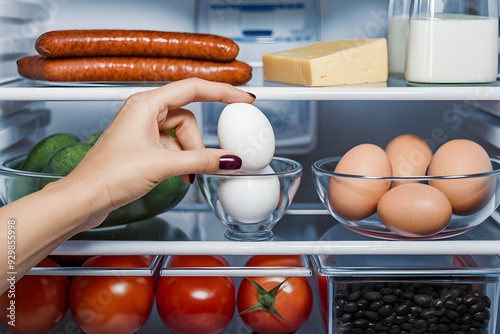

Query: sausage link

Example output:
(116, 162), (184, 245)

(35, 30), (240, 61)
(17, 55), (252, 85)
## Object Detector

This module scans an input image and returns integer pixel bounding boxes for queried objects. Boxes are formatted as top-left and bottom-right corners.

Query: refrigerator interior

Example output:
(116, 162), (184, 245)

(1, 0), (500, 333)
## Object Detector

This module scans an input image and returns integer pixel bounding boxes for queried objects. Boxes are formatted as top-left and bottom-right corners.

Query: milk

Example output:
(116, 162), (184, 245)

(387, 15), (409, 76)
(405, 14), (498, 83)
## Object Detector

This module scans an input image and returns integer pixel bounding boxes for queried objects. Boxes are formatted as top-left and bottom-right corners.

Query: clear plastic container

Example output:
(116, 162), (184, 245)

(314, 253), (500, 334)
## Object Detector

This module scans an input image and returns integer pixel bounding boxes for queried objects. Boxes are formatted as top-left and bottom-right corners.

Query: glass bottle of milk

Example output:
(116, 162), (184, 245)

(387, 0), (411, 77)
(405, 0), (498, 84)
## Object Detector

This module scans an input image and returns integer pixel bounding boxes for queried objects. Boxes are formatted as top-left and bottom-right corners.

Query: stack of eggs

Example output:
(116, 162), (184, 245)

(328, 134), (496, 237)
(216, 103), (279, 223)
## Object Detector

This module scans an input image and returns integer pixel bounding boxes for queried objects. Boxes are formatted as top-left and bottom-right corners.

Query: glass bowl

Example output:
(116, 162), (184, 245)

(197, 157), (302, 241)
(312, 156), (500, 240)
(0, 155), (190, 228)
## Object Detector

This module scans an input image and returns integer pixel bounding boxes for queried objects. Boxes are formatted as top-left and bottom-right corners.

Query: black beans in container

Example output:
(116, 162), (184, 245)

(332, 280), (492, 334)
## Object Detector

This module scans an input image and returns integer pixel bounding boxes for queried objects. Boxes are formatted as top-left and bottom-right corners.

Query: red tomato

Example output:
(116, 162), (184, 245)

(0, 257), (70, 334)
(156, 255), (236, 334)
(245, 255), (304, 267)
(316, 274), (329, 330)
(237, 255), (313, 334)
(69, 255), (155, 334)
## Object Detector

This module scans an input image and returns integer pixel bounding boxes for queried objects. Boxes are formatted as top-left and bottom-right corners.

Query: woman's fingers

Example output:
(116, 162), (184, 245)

(158, 108), (205, 150)
(145, 78), (256, 118)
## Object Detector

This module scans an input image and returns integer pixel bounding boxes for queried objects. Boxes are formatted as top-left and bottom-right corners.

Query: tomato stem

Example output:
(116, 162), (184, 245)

(239, 277), (293, 326)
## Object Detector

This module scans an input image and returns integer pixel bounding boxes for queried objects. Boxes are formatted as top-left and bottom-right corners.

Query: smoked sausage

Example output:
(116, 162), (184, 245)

(35, 30), (240, 61)
(17, 55), (252, 85)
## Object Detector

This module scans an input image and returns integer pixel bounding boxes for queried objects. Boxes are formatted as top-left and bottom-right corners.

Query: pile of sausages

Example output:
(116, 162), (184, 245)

(17, 29), (252, 85)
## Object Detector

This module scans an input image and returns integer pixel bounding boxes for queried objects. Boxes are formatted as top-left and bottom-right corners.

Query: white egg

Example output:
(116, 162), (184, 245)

(218, 166), (280, 223)
(217, 103), (275, 171)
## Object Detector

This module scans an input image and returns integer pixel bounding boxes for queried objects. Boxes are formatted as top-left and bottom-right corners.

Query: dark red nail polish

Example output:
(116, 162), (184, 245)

(189, 174), (196, 184)
(219, 155), (242, 170)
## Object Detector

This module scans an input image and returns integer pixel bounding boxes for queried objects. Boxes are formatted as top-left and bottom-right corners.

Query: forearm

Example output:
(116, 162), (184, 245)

(0, 175), (108, 293)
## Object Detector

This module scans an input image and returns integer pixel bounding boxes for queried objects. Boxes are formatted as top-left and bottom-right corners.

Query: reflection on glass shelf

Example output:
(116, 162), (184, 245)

(2, 75), (500, 101)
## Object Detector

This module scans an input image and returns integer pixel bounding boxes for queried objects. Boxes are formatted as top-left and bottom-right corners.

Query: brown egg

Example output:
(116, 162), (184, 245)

(328, 143), (392, 221)
(428, 139), (496, 216)
(377, 183), (452, 237)
(385, 134), (433, 187)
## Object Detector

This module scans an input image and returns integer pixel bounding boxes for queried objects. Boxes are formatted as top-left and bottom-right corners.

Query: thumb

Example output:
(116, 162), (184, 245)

(162, 148), (242, 179)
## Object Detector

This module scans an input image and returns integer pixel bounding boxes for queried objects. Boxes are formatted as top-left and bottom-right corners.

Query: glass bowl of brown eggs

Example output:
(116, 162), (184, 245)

(312, 135), (500, 240)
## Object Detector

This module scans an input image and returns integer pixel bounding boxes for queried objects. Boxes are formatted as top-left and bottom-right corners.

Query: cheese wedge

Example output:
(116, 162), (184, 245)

(262, 38), (388, 87)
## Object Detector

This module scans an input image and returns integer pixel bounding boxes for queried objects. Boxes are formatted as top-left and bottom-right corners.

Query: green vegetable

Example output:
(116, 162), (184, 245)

(102, 175), (189, 228)
(11, 131), (190, 228)
(37, 142), (93, 190)
(21, 133), (81, 172)
(7, 133), (81, 202)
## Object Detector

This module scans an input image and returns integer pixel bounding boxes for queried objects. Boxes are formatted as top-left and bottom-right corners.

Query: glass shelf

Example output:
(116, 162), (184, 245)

(45, 206), (500, 258)
(2, 70), (500, 101)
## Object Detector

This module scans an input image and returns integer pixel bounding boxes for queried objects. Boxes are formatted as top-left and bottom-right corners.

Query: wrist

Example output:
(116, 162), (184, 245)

(42, 172), (111, 232)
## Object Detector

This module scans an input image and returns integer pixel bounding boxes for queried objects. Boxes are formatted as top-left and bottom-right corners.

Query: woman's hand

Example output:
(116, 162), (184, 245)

(68, 78), (256, 227)
(0, 78), (255, 293)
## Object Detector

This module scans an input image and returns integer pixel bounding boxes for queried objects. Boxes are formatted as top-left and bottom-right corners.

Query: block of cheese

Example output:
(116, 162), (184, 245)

(262, 38), (388, 87)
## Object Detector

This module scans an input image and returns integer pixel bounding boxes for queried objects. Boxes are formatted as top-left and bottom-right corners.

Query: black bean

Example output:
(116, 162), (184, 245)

(420, 308), (437, 319)
(378, 304), (394, 316)
(433, 298), (444, 309)
(395, 315), (408, 324)
(427, 316), (439, 325)
(402, 291), (415, 300)
(364, 291), (382, 302)
(343, 302), (358, 313)
(436, 307), (447, 317)
(383, 295), (398, 304)
(410, 305), (422, 315)
(369, 300), (384, 311)
(393, 288), (404, 297)
(395, 304), (411, 315)
(444, 299), (458, 310)
(460, 313), (473, 324)
(347, 290), (362, 302)
(400, 322), (412, 330)
(352, 318), (369, 328)
(459, 323), (471, 331)
(473, 311), (489, 322)
(365, 329), (377, 334)
(414, 294), (434, 308)
(382, 314), (396, 326)
(380, 287), (393, 295)
(349, 328), (365, 334)
(362, 310), (380, 322)
(449, 322), (460, 331)
(352, 310), (363, 320)
(427, 324), (439, 332)
(413, 318), (427, 329)
(469, 302), (485, 314)
(440, 316), (451, 323)
(338, 313), (352, 324)
(356, 298), (369, 310)
(465, 295), (479, 306)
(442, 290), (458, 300)
(456, 303), (468, 315)
(372, 323), (390, 331)
(438, 323), (450, 332)
(388, 325), (402, 333)
(447, 309), (460, 320)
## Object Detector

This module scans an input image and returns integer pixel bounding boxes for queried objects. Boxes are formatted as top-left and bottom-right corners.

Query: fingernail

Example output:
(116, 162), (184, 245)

(219, 155), (242, 170)
(189, 174), (196, 184)
(246, 91), (256, 99)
